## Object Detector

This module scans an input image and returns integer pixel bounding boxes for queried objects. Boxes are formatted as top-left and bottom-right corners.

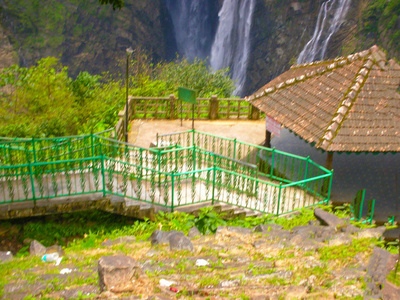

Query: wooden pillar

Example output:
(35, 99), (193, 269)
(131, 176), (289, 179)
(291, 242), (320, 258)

(326, 152), (333, 170)
(209, 95), (219, 120)
(264, 130), (272, 148)
(169, 94), (176, 119)
(250, 105), (260, 120)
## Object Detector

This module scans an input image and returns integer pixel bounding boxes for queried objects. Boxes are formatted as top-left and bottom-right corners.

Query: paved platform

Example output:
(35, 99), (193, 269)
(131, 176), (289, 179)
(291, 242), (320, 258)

(128, 119), (266, 148)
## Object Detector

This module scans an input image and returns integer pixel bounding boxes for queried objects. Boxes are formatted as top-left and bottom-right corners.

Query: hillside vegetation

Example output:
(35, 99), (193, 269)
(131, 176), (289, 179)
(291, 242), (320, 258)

(0, 55), (234, 137)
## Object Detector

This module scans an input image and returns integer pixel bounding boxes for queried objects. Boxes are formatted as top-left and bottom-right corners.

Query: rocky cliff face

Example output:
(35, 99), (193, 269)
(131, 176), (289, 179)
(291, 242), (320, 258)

(0, 0), (176, 76)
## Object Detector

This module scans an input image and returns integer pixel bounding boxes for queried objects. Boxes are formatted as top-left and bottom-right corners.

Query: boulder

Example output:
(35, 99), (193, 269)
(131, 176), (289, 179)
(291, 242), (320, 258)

(98, 255), (142, 293)
(46, 245), (65, 256)
(169, 232), (194, 252)
(0, 251), (13, 263)
(29, 240), (46, 256)
(188, 226), (201, 238)
(314, 207), (344, 228)
(149, 230), (179, 246)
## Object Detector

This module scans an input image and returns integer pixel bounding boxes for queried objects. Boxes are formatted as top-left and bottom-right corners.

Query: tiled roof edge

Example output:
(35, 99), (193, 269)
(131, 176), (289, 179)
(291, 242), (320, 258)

(245, 48), (372, 102)
(316, 47), (385, 150)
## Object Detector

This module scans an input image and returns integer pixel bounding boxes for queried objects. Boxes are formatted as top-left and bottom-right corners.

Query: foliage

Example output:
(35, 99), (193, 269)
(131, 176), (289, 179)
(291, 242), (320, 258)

(0, 53), (235, 137)
(195, 207), (227, 234)
(273, 208), (316, 230)
(362, 0), (400, 51)
(0, 57), (124, 137)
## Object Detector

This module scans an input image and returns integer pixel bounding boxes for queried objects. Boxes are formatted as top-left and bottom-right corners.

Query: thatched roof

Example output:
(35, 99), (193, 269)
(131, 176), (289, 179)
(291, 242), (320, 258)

(247, 45), (400, 152)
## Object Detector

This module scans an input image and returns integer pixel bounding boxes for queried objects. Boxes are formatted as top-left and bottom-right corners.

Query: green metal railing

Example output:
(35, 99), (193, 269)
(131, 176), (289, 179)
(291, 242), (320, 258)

(0, 130), (333, 216)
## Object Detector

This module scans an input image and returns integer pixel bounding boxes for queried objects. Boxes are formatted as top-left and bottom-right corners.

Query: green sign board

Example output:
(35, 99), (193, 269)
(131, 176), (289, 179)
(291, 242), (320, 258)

(178, 87), (196, 104)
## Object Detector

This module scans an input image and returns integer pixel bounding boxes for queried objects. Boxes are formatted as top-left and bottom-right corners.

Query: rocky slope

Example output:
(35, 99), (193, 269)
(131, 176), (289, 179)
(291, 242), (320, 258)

(1, 208), (399, 299)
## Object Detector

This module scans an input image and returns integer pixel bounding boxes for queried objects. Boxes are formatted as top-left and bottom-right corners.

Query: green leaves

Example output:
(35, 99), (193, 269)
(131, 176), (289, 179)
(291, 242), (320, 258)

(195, 207), (227, 235)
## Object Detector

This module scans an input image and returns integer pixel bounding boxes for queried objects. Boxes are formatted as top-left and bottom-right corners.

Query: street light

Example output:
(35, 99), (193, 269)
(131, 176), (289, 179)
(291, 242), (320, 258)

(125, 47), (133, 143)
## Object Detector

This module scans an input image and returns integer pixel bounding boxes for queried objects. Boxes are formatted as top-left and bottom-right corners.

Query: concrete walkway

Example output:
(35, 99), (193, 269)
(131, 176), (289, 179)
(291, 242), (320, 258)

(128, 119), (266, 148)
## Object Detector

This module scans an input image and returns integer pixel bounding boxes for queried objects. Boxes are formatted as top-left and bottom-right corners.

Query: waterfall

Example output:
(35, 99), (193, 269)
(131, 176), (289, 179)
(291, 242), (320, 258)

(297, 0), (351, 64)
(210, 0), (256, 96)
(165, 0), (217, 61)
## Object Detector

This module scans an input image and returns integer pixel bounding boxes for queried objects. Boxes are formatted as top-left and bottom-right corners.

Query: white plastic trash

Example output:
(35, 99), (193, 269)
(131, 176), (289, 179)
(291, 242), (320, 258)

(195, 259), (209, 266)
(41, 253), (59, 263)
(41, 253), (62, 266)
(60, 268), (73, 274)
(159, 279), (176, 287)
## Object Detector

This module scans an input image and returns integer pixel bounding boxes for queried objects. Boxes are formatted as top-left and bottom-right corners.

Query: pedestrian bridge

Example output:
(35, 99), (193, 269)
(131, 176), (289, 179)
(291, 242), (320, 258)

(0, 129), (333, 220)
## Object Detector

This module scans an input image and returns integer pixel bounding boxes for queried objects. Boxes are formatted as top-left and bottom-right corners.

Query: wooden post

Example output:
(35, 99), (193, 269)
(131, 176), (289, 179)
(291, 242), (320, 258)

(326, 152), (333, 170)
(169, 94), (176, 119)
(250, 105), (260, 120)
(209, 95), (219, 120)
(264, 130), (272, 148)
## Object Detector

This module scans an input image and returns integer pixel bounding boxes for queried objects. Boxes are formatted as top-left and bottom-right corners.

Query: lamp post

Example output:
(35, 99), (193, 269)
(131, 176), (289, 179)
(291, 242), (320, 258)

(125, 47), (133, 143)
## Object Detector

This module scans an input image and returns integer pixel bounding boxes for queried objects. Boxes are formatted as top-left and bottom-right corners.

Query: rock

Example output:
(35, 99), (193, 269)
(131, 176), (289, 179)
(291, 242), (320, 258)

(364, 246), (397, 298)
(98, 255), (142, 293)
(253, 224), (283, 232)
(188, 226), (201, 238)
(382, 227), (400, 242)
(169, 232), (194, 252)
(357, 227), (386, 239)
(340, 223), (360, 234)
(285, 286), (308, 299)
(29, 240), (46, 256)
(216, 226), (252, 236)
(0, 251), (13, 263)
(314, 207), (344, 228)
(149, 230), (180, 246)
(45, 245), (65, 256)
(328, 233), (352, 246)
(102, 236), (136, 247)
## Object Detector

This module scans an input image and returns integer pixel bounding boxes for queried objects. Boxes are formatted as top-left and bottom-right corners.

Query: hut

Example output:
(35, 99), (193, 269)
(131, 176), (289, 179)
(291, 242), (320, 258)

(246, 45), (400, 218)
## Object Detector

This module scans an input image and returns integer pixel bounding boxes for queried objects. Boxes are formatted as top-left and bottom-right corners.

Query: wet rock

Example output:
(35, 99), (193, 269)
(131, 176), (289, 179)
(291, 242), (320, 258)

(253, 224), (283, 232)
(169, 232), (194, 252)
(188, 226), (201, 238)
(0, 251), (13, 263)
(314, 207), (344, 228)
(29, 240), (46, 256)
(98, 255), (142, 293)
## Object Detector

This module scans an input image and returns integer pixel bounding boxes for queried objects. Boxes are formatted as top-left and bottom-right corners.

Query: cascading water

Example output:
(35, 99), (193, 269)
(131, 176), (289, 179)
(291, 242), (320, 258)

(297, 0), (351, 64)
(164, 0), (218, 61)
(210, 0), (256, 96)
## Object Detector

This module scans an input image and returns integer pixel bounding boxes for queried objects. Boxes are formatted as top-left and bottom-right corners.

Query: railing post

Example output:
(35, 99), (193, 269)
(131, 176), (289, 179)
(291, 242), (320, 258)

(270, 148), (275, 177)
(171, 174), (174, 212)
(304, 156), (310, 181)
(276, 182), (282, 216)
(32, 138), (37, 163)
(209, 95), (219, 120)
(169, 94), (176, 119)
(212, 165), (216, 205)
(29, 163), (36, 205)
(233, 138), (237, 160)
(250, 104), (260, 120)
(101, 155), (106, 197)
